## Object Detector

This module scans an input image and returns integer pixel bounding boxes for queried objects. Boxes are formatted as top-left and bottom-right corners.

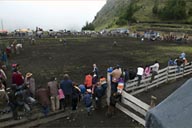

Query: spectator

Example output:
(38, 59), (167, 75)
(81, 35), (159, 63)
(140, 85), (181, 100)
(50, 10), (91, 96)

(84, 72), (93, 89)
(129, 68), (136, 80)
(11, 64), (24, 86)
(123, 69), (129, 83)
(83, 89), (92, 116)
(92, 64), (99, 78)
(94, 82), (104, 109)
(175, 57), (183, 73)
(180, 51), (186, 59)
(60, 74), (73, 108)
(0, 67), (7, 89)
(6, 45), (11, 58)
(107, 92), (120, 117)
(183, 57), (188, 65)
(1, 51), (8, 67)
(79, 84), (86, 96)
(71, 82), (81, 111)
(136, 66), (144, 86)
(58, 86), (65, 110)
(0, 81), (9, 114)
(144, 65), (151, 78)
(8, 85), (20, 120)
(47, 77), (59, 112)
(24, 72), (36, 98)
(99, 76), (107, 95)
(150, 61), (160, 83)
(111, 65), (122, 93)
(36, 85), (50, 116)
(117, 77), (124, 94)
(168, 58), (174, 66)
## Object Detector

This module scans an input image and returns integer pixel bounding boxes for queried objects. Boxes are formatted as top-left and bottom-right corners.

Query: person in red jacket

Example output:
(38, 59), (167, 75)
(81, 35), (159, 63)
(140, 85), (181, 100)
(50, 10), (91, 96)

(84, 72), (93, 90)
(11, 64), (24, 86)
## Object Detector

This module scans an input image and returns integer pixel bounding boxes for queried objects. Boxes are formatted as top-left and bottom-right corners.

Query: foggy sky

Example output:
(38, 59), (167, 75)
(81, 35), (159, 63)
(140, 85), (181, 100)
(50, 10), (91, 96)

(0, 0), (106, 31)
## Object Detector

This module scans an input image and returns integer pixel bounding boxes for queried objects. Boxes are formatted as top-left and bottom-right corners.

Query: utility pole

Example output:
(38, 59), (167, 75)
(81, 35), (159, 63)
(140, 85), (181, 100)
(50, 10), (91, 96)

(1, 19), (4, 30)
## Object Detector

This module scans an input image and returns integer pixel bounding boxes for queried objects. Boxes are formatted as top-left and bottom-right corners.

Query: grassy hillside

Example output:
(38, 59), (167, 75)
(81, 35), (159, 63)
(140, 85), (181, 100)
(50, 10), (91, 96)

(92, 0), (192, 32)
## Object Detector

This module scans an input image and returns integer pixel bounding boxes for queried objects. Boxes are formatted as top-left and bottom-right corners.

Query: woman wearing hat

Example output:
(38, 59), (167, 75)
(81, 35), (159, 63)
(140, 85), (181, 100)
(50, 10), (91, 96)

(24, 72), (36, 98)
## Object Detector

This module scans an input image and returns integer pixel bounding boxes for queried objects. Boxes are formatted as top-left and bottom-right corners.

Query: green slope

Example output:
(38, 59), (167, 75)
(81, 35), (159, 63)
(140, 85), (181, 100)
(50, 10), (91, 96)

(92, 0), (192, 31)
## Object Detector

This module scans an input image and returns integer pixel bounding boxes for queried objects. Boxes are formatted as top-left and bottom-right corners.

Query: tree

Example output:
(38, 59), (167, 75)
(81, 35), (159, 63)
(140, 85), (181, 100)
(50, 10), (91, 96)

(159, 0), (187, 20)
(152, 0), (159, 14)
(82, 22), (95, 31)
(116, 1), (140, 25)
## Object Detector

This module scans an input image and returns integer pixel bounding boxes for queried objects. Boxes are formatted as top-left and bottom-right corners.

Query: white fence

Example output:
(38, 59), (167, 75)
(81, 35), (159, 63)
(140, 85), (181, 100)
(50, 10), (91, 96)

(116, 90), (150, 126)
(116, 62), (192, 126)
(125, 62), (192, 95)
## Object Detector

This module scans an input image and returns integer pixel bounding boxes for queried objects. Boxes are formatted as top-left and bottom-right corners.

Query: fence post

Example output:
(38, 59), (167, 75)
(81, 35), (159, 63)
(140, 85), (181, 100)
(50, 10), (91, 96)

(182, 64), (185, 77)
(150, 96), (157, 109)
(166, 66), (169, 82)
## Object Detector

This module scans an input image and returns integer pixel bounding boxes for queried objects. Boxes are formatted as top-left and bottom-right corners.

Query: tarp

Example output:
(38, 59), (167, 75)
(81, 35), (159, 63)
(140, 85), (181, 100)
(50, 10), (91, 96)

(145, 78), (192, 128)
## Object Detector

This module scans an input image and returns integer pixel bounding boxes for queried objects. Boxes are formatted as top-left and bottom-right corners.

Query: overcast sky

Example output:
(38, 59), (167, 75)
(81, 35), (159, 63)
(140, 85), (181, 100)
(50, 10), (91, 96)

(0, 0), (106, 31)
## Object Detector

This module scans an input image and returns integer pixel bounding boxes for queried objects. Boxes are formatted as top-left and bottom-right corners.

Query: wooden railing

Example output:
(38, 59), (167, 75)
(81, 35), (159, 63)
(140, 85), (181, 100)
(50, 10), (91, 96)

(116, 90), (150, 126)
(125, 63), (192, 95)
(115, 62), (192, 126)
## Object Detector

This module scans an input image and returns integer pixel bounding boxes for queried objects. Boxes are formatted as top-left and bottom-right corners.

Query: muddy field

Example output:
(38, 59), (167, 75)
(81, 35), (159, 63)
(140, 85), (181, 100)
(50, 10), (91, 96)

(2, 36), (192, 127)
(5, 36), (192, 85)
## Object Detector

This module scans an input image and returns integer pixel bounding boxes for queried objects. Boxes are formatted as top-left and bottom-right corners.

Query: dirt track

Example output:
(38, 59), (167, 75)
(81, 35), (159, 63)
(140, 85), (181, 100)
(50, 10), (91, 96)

(3, 36), (192, 127)
(7, 37), (192, 85)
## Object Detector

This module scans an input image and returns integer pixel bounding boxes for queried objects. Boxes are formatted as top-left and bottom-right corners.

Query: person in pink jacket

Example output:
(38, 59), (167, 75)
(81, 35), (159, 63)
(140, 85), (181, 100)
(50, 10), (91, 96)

(58, 86), (65, 110)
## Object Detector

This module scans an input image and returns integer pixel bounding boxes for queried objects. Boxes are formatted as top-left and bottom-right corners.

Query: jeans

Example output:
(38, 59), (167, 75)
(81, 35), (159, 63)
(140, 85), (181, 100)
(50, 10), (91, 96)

(42, 105), (49, 116)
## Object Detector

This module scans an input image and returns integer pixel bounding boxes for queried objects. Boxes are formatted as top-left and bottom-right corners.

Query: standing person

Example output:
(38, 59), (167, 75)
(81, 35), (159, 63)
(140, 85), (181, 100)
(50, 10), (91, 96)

(1, 51), (8, 67)
(150, 61), (160, 83)
(71, 82), (81, 111)
(94, 82), (104, 109)
(84, 72), (93, 90)
(0, 81), (9, 114)
(24, 72), (36, 98)
(136, 66), (144, 86)
(111, 65), (122, 93)
(107, 92), (120, 117)
(92, 64), (99, 78)
(8, 85), (20, 120)
(99, 76), (107, 95)
(6, 45), (11, 58)
(47, 77), (59, 112)
(36, 85), (50, 116)
(176, 57), (183, 73)
(123, 69), (129, 84)
(11, 64), (24, 86)
(60, 74), (73, 108)
(83, 89), (92, 116)
(58, 86), (65, 110)
(180, 51), (186, 59)
(144, 65), (151, 78)
(0, 67), (7, 90)
(168, 58), (174, 66)
(63, 39), (67, 46)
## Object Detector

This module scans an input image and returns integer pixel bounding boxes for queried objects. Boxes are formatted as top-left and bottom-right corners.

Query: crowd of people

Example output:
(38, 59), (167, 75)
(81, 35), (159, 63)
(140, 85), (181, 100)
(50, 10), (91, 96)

(168, 52), (188, 73)
(0, 39), (189, 122)
(0, 62), (109, 120)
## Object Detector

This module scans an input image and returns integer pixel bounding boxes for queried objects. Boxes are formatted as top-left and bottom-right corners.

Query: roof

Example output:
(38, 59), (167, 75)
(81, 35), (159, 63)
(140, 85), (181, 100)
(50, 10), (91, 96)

(0, 30), (8, 33)
(146, 78), (192, 128)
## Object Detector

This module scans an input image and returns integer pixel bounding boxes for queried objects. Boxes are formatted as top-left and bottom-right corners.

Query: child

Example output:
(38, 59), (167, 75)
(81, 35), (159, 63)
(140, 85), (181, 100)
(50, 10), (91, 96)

(83, 89), (92, 116)
(58, 87), (65, 110)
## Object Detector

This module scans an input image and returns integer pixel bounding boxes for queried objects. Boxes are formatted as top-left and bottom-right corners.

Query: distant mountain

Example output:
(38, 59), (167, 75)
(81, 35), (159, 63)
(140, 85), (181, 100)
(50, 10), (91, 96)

(92, 0), (192, 31)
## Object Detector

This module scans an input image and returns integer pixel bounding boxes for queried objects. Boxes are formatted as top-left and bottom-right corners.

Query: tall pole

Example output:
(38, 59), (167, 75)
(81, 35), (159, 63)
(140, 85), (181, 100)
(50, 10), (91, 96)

(1, 19), (4, 30)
